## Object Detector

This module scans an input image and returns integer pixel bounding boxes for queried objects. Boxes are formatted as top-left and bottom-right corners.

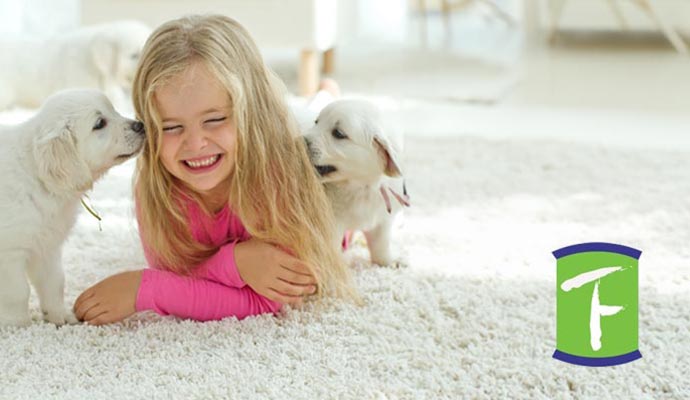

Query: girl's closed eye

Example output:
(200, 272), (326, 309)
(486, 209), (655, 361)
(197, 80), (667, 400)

(204, 116), (227, 125)
(163, 124), (182, 133)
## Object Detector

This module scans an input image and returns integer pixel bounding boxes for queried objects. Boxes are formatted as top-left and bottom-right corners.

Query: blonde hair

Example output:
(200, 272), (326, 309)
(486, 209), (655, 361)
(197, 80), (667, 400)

(132, 15), (356, 299)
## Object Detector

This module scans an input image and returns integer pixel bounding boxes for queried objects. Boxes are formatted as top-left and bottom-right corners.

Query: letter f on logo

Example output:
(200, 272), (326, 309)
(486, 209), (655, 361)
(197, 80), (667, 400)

(561, 267), (624, 351)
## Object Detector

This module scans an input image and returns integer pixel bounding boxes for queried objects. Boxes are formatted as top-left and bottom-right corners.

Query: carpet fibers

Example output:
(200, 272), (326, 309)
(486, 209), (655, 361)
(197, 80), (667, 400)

(1, 136), (689, 399)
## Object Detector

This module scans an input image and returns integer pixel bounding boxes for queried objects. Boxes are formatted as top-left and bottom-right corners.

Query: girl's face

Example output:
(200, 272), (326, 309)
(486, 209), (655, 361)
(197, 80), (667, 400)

(155, 62), (237, 204)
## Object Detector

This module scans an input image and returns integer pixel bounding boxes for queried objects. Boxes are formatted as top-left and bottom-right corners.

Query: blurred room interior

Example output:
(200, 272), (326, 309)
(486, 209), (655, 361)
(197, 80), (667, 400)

(1, 0), (689, 149)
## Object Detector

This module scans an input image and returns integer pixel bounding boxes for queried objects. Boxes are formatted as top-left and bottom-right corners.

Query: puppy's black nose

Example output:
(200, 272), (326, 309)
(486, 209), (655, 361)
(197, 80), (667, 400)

(131, 121), (145, 134)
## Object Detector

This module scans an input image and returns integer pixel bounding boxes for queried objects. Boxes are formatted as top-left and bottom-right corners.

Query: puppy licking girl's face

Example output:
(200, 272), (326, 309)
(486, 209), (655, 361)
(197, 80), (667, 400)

(34, 89), (145, 193)
(303, 100), (400, 185)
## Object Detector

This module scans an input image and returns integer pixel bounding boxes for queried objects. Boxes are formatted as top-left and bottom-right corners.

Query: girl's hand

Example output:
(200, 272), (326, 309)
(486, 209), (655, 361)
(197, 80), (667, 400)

(73, 270), (143, 325)
(234, 239), (317, 306)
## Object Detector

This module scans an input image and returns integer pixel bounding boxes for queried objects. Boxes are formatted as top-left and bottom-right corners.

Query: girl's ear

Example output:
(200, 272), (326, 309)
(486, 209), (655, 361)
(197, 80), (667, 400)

(373, 136), (402, 178)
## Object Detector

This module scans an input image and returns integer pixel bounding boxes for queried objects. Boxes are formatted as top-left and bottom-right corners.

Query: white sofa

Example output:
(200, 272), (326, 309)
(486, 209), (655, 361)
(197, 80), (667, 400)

(80, 0), (337, 95)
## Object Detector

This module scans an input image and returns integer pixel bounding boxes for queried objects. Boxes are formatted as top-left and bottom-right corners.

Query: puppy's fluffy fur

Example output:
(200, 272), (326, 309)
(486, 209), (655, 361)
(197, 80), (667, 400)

(0, 89), (145, 326)
(304, 100), (406, 266)
(0, 20), (151, 112)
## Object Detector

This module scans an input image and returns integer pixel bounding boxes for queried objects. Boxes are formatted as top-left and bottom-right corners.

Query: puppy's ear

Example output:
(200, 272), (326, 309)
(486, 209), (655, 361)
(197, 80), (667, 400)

(90, 34), (118, 84)
(373, 136), (402, 177)
(33, 122), (92, 194)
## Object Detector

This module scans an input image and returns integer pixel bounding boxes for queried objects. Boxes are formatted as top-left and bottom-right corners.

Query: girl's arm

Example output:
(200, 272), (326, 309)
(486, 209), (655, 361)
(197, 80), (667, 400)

(137, 201), (316, 301)
(73, 264), (283, 325)
(136, 268), (282, 321)
(134, 200), (315, 318)
(136, 198), (247, 289)
(142, 238), (247, 289)
(193, 240), (245, 287)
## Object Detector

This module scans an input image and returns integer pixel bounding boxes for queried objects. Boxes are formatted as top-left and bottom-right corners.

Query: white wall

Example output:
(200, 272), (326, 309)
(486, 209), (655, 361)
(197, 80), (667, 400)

(0, 0), (78, 37)
(336, 0), (410, 46)
(0, 0), (404, 45)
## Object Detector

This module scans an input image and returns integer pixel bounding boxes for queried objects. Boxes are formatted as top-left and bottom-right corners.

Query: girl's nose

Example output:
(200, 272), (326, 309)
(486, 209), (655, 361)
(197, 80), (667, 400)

(183, 127), (208, 151)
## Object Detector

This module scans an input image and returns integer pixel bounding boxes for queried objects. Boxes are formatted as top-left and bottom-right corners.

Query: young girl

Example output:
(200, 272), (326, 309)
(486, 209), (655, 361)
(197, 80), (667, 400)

(73, 15), (355, 325)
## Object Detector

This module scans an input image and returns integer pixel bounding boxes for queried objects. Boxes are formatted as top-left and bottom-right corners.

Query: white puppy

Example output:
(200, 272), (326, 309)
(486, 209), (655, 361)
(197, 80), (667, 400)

(0, 89), (145, 326)
(303, 100), (408, 266)
(0, 20), (151, 112)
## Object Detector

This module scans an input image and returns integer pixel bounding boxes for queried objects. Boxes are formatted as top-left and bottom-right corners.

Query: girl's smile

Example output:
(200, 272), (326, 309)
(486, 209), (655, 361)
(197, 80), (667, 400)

(182, 153), (223, 173)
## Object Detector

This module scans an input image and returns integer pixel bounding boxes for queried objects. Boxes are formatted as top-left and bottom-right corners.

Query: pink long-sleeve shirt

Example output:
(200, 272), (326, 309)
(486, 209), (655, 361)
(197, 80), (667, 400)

(134, 198), (282, 321)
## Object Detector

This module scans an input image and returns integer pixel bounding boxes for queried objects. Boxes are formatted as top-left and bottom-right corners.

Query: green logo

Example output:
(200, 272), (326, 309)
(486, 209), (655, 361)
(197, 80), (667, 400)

(553, 242), (642, 366)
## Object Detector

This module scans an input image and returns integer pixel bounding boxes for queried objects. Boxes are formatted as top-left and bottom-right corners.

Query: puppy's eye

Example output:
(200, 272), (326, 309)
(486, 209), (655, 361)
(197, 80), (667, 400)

(314, 119), (319, 124)
(93, 117), (107, 130)
(332, 128), (347, 140)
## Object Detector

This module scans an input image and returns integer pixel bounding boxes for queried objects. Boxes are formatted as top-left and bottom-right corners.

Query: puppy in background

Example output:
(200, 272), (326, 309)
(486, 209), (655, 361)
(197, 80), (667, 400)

(0, 89), (145, 326)
(304, 100), (409, 266)
(0, 20), (151, 113)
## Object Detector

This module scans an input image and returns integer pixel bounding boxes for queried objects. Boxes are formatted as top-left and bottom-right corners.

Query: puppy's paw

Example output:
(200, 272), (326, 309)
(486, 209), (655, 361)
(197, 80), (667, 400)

(64, 311), (79, 325)
(43, 308), (79, 326)
(371, 252), (408, 269)
(380, 258), (408, 269)
(370, 255), (392, 267)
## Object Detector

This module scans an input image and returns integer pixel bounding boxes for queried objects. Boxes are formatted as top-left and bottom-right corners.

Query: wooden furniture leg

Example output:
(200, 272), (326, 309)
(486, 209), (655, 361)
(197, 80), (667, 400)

(299, 48), (319, 96)
(635, 0), (688, 54)
(322, 47), (335, 74)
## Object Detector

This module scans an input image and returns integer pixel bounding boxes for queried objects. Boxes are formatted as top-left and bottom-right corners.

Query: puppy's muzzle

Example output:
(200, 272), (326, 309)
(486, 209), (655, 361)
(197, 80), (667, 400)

(302, 137), (334, 176)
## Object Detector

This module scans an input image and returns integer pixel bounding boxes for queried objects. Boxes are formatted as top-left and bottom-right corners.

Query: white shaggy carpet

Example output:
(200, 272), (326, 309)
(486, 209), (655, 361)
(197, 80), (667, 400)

(1, 124), (690, 398)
